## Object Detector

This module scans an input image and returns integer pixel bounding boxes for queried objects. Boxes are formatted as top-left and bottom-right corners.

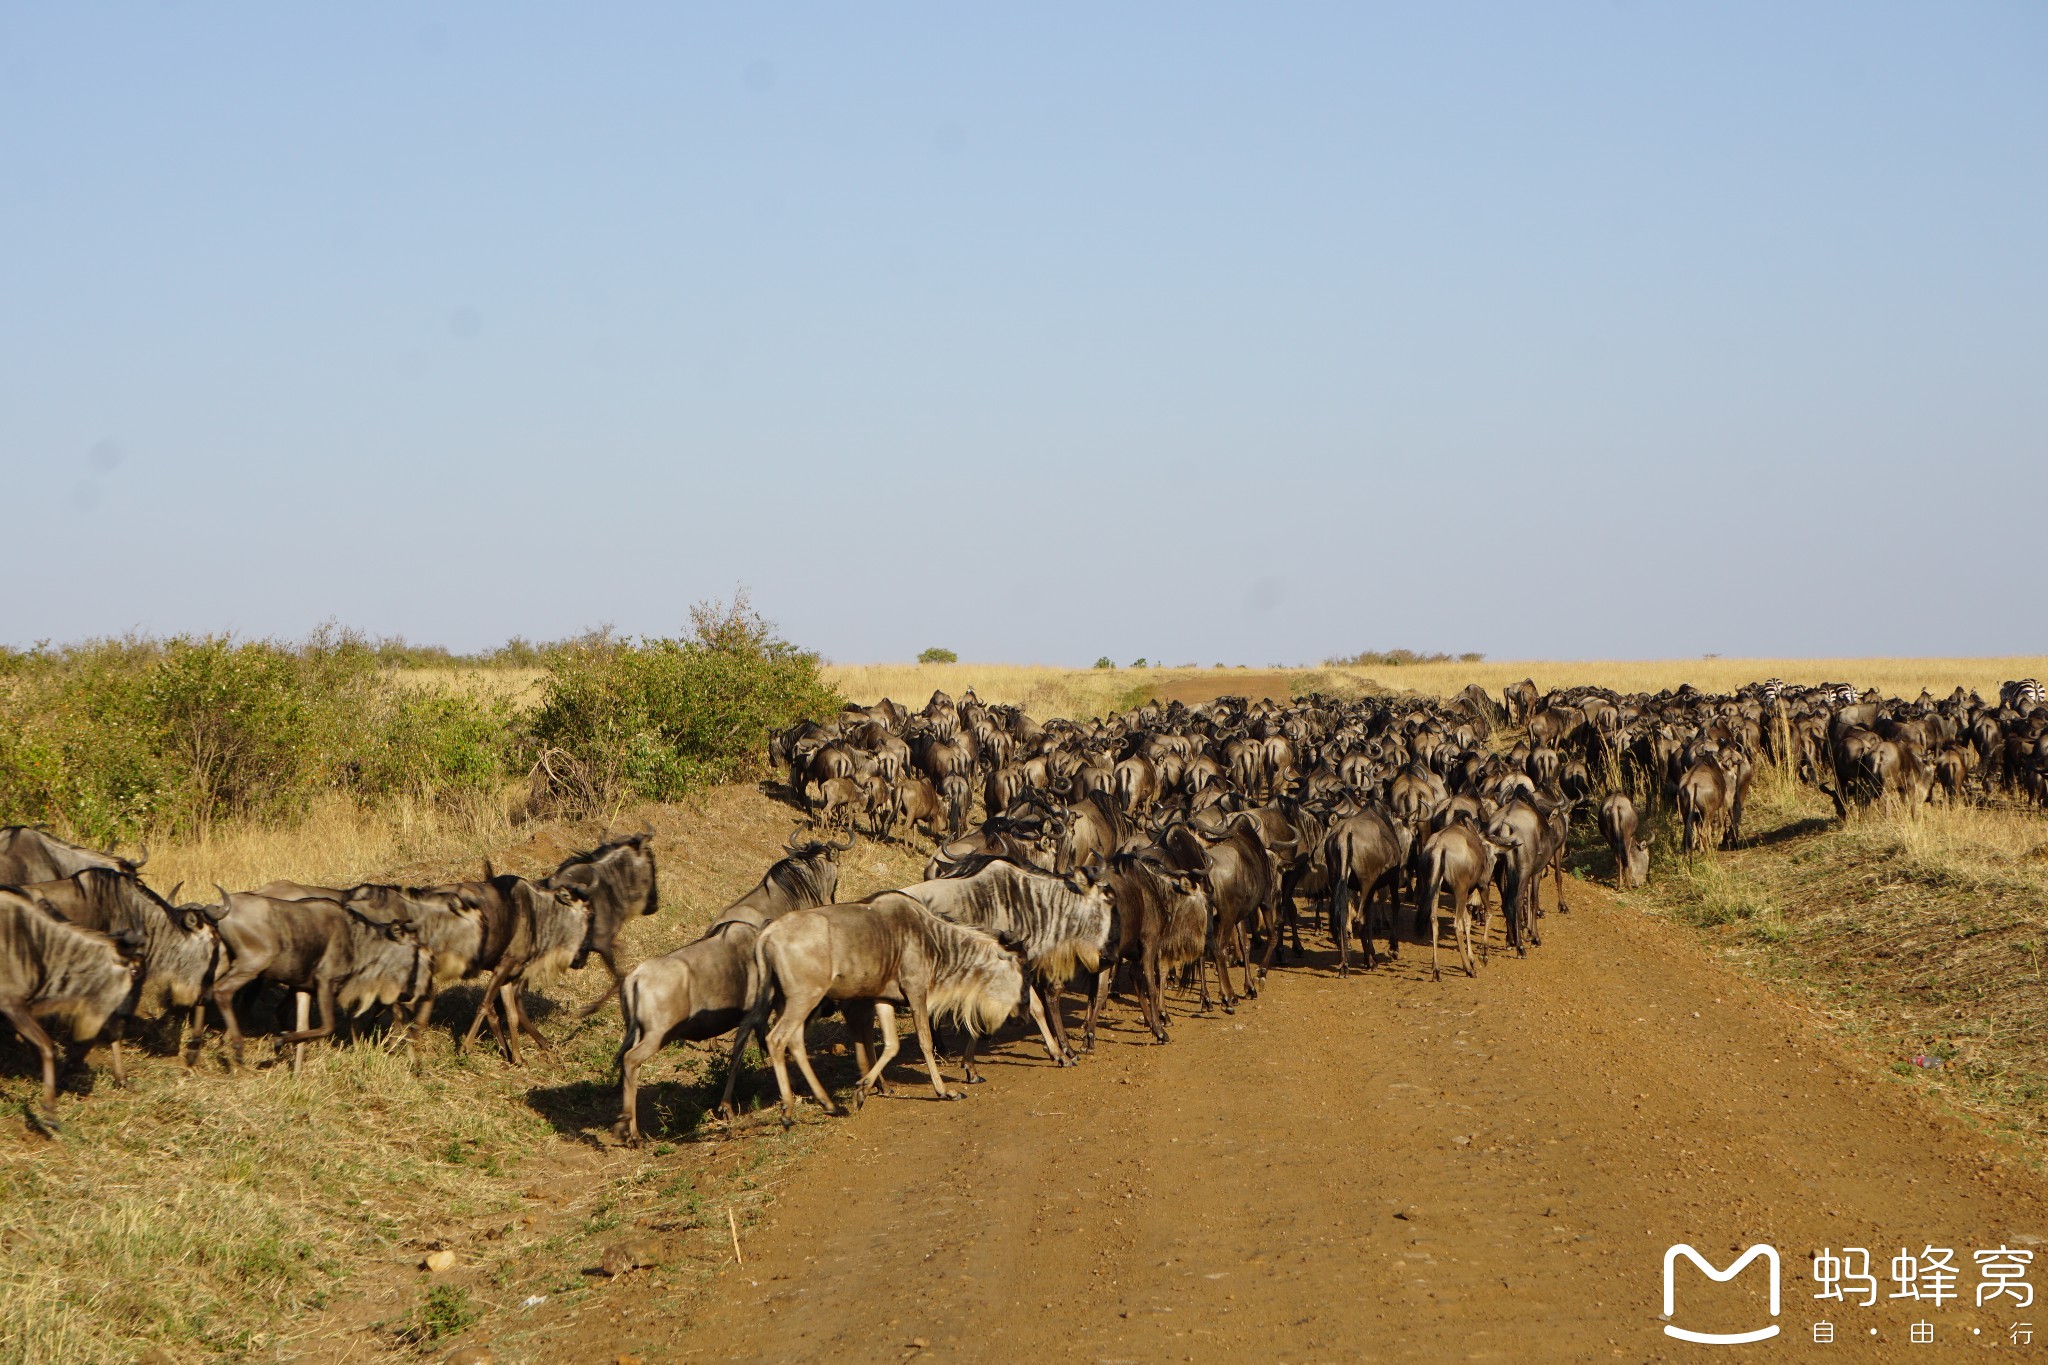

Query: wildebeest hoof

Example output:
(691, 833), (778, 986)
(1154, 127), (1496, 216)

(25, 1104), (61, 1137)
(937, 1088), (961, 1101)
(963, 1074), (987, 1085)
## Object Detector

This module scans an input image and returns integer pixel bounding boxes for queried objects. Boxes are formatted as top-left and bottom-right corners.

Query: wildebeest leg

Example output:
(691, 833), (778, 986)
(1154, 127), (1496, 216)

(1328, 879), (1351, 978)
(1080, 967), (1108, 1051)
(181, 1000), (206, 1069)
(1552, 856), (1568, 915)
(765, 985), (839, 1125)
(510, 986), (551, 1053)
(411, 989), (437, 1038)
(498, 983), (527, 1066)
(842, 1000), (887, 1095)
(209, 960), (264, 1070)
(904, 993), (957, 1101)
(1139, 949), (1169, 1043)
(576, 949), (624, 1018)
(1039, 979), (1075, 1060)
(1238, 919), (1260, 1000)
(1477, 880), (1492, 967)
(1, 1000), (61, 1108)
(614, 980), (676, 1144)
(1022, 980), (1067, 1066)
(1204, 929), (1238, 1015)
(717, 991), (775, 1121)
(290, 990), (311, 1075)
(1256, 899), (1286, 980)
(1427, 879), (1443, 983)
(852, 1001), (899, 1105)
(102, 1019), (129, 1088)
(459, 966), (509, 1055)
(1375, 877), (1399, 962)
(1457, 887), (1479, 977)
(281, 979), (337, 1046)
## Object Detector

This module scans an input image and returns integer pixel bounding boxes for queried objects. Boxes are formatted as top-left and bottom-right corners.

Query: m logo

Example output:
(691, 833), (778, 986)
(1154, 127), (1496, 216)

(1662, 1244), (1781, 1344)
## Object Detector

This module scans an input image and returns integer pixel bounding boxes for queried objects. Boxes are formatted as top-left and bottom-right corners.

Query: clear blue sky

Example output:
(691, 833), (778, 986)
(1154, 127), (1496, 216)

(5, 5), (2043, 663)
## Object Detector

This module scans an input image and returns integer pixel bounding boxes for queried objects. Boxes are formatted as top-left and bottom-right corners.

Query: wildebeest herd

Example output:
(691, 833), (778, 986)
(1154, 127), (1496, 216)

(2, 674), (2044, 1137)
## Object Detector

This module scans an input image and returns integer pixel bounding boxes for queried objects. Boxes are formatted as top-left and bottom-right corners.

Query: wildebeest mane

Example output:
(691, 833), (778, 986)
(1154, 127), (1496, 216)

(884, 896), (1017, 1037)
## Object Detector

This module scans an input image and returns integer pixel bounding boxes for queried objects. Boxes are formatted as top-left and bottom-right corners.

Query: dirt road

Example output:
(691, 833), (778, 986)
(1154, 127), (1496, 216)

(581, 880), (2048, 1362)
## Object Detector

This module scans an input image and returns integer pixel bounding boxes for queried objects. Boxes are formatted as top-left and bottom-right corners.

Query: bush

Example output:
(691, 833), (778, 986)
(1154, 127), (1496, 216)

(917, 647), (958, 664)
(525, 593), (842, 814)
(1094, 657), (1115, 670)
(0, 633), (516, 844)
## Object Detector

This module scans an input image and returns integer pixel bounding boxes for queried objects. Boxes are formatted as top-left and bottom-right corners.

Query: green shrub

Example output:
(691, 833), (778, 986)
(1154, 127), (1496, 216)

(917, 647), (958, 664)
(1094, 657), (1115, 670)
(0, 632), (516, 844)
(525, 594), (842, 813)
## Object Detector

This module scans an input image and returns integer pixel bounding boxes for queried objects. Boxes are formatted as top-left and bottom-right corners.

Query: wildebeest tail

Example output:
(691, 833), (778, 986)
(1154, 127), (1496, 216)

(1421, 839), (1446, 919)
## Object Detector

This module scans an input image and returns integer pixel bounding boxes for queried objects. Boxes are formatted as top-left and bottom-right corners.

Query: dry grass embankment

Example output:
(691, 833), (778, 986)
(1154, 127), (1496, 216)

(1596, 769), (2048, 1153)
(0, 785), (931, 1365)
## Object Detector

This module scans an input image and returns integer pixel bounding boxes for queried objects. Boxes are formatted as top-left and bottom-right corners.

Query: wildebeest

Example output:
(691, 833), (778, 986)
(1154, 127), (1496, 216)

(1324, 806), (1410, 975)
(896, 858), (1112, 1069)
(198, 890), (428, 1067)
(0, 827), (141, 886)
(1597, 793), (1651, 889)
(20, 869), (219, 1061)
(1164, 814), (1282, 1008)
(0, 887), (144, 1109)
(545, 832), (658, 1016)
(1676, 759), (1731, 855)
(727, 893), (1028, 1127)
(1414, 820), (1495, 981)
(615, 836), (846, 1142)
(1484, 796), (1568, 954)
(1080, 852), (1209, 1046)
(255, 872), (580, 1062)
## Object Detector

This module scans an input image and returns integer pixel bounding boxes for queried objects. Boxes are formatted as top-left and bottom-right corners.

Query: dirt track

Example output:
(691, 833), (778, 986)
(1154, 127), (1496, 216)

(576, 880), (2048, 1362)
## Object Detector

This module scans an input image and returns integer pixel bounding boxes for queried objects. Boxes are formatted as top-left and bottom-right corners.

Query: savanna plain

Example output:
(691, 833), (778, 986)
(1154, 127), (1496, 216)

(5, 644), (2048, 1364)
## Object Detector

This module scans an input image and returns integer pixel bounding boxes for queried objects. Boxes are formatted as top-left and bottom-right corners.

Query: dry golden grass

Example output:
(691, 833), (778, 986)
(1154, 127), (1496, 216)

(145, 791), (520, 899)
(0, 784), (934, 1365)
(824, 662), (1158, 720)
(384, 664), (547, 710)
(827, 657), (2048, 718)
(1615, 772), (2048, 1149)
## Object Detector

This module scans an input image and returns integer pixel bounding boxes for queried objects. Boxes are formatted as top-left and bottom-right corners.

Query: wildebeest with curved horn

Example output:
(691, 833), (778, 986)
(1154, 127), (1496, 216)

(615, 831), (848, 1142)
(544, 830), (658, 1016)
(896, 857), (1112, 1073)
(725, 893), (1028, 1127)
(19, 868), (220, 1064)
(0, 887), (144, 1113)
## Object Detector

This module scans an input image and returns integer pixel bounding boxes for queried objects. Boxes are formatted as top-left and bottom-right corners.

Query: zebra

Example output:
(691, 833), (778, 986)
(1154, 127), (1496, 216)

(1819, 682), (1859, 708)
(2001, 679), (2045, 711)
(1757, 677), (1786, 705)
